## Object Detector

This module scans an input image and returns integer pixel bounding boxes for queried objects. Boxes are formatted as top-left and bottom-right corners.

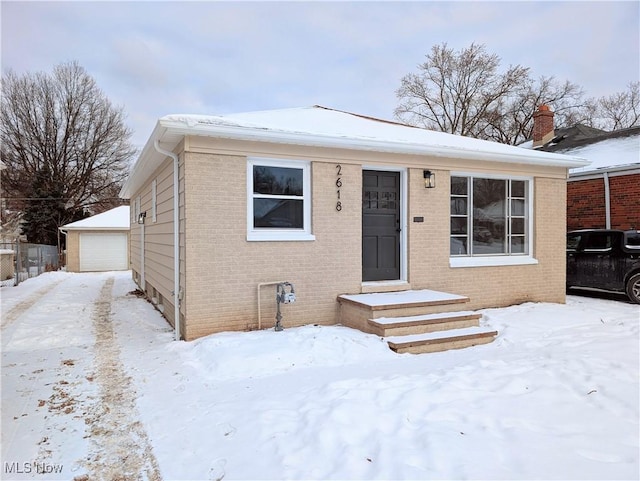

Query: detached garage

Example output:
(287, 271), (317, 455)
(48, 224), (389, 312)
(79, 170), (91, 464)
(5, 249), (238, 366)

(60, 206), (130, 272)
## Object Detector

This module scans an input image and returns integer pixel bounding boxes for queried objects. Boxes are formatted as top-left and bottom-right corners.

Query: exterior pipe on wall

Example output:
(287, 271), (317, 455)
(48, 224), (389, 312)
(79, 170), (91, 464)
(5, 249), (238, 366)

(154, 140), (181, 341)
(603, 172), (611, 229)
(257, 281), (288, 330)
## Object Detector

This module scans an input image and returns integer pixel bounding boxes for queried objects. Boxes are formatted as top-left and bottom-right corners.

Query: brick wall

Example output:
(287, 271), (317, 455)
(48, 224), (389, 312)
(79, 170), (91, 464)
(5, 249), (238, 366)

(610, 173), (640, 230)
(567, 178), (606, 230)
(567, 172), (639, 231)
(182, 153), (362, 340)
(179, 158), (568, 339)
(409, 171), (567, 308)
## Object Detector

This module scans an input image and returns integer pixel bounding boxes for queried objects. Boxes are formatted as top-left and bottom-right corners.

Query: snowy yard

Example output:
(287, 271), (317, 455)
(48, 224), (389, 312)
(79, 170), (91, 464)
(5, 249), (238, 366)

(1, 271), (638, 480)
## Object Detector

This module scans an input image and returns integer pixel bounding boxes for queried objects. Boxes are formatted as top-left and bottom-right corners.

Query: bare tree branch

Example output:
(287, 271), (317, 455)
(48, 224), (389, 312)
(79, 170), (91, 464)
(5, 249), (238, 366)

(1, 61), (135, 246)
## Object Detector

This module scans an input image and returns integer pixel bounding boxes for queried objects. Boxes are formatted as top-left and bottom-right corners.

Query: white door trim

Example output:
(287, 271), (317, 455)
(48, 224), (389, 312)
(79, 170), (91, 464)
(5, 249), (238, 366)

(362, 165), (408, 284)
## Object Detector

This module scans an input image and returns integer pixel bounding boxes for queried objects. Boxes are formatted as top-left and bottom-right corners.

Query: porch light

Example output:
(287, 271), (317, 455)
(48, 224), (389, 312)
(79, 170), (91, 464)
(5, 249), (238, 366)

(137, 211), (146, 224)
(423, 170), (436, 189)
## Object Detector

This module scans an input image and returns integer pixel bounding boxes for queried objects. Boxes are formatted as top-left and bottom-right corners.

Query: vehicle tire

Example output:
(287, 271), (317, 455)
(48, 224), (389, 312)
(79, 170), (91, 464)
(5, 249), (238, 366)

(626, 273), (640, 304)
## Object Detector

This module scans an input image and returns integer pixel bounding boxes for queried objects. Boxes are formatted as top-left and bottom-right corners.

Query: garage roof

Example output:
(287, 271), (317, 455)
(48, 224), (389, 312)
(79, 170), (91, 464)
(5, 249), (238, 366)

(59, 206), (130, 231)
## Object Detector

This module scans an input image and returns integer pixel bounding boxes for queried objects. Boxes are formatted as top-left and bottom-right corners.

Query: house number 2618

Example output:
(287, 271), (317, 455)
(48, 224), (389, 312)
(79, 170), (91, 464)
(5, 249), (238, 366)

(336, 164), (342, 211)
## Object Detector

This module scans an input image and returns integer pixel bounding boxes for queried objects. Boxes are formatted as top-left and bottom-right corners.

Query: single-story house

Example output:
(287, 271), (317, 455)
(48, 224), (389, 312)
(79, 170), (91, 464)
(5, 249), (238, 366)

(59, 206), (130, 272)
(525, 105), (640, 231)
(119, 105), (587, 341)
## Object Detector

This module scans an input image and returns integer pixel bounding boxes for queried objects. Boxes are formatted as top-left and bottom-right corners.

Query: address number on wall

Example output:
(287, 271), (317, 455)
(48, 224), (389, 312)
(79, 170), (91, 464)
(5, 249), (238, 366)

(336, 164), (342, 211)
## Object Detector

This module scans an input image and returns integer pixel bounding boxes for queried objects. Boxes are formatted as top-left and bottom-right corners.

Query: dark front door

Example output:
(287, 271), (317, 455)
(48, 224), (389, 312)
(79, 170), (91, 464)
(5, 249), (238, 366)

(362, 170), (401, 281)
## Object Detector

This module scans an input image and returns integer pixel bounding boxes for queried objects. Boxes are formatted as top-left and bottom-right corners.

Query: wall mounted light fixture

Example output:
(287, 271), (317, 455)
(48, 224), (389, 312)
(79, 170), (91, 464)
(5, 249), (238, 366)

(423, 170), (436, 189)
(137, 211), (147, 224)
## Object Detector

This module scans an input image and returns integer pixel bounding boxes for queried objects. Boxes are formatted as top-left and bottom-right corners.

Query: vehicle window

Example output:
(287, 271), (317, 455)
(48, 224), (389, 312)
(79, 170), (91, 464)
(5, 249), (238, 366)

(583, 233), (613, 251)
(567, 234), (581, 252)
(625, 232), (640, 249)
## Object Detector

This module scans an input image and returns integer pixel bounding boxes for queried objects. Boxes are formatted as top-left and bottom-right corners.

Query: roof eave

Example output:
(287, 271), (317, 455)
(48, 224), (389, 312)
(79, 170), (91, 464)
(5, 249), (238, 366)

(121, 118), (590, 198)
(158, 119), (591, 168)
(59, 226), (129, 232)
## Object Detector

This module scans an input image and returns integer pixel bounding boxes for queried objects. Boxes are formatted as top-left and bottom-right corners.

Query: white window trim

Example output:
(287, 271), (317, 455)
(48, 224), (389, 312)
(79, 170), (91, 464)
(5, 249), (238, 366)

(450, 255), (539, 268)
(247, 157), (315, 242)
(449, 172), (536, 268)
(151, 179), (157, 223)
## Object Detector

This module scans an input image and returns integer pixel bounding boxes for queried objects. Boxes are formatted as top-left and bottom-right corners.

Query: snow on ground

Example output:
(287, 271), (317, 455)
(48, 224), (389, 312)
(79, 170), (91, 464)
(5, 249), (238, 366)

(2, 271), (639, 480)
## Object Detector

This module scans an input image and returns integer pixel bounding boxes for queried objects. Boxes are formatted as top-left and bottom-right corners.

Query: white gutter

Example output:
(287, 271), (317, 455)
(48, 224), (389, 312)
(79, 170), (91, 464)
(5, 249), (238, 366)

(153, 140), (181, 341)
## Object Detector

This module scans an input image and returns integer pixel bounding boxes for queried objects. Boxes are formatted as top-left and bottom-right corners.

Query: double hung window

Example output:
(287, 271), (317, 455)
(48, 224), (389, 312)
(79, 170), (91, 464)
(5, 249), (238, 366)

(450, 175), (530, 257)
(247, 158), (314, 241)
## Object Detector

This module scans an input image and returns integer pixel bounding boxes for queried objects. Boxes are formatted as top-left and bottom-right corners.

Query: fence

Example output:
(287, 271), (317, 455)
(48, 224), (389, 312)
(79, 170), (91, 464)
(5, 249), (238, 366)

(0, 241), (60, 288)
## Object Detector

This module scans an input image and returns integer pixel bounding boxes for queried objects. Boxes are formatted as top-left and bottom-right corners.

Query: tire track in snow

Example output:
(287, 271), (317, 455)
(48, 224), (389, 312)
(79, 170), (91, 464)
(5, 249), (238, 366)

(1, 279), (65, 328)
(80, 276), (162, 481)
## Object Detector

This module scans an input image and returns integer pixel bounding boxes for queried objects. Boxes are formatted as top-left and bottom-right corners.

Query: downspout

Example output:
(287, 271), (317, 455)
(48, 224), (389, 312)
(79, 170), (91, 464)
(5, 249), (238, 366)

(603, 172), (611, 229)
(140, 221), (145, 290)
(154, 140), (181, 341)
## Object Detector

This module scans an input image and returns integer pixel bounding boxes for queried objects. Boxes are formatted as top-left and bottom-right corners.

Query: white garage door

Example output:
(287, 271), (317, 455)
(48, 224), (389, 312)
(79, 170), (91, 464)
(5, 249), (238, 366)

(79, 232), (128, 272)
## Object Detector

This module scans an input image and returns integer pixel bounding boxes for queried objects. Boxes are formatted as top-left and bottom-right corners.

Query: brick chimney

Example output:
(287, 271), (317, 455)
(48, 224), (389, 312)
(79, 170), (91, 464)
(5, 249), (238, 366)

(532, 104), (555, 148)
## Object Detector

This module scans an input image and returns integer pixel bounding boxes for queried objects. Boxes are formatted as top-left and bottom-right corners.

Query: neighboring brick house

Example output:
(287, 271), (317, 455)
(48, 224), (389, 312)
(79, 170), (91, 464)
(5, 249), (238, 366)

(120, 105), (586, 341)
(528, 105), (640, 231)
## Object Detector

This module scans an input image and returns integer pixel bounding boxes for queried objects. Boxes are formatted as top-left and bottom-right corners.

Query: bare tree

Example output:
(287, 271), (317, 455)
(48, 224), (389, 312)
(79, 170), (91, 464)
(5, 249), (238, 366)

(396, 43), (640, 144)
(395, 43), (529, 138)
(481, 76), (585, 145)
(593, 81), (640, 131)
(1, 61), (135, 247)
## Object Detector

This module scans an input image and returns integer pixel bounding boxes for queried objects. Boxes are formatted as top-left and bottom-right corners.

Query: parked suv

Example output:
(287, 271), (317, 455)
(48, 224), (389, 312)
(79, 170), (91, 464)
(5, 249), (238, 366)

(567, 229), (640, 303)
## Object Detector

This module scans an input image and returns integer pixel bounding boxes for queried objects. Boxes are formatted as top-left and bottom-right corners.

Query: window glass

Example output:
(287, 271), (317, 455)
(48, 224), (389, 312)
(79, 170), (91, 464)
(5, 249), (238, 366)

(253, 199), (303, 228)
(567, 234), (581, 251)
(511, 237), (525, 254)
(451, 237), (468, 256)
(451, 175), (529, 257)
(625, 232), (640, 248)
(583, 233), (612, 250)
(472, 178), (506, 254)
(511, 199), (525, 216)
(451, 176), (468, 195)
(451, 198), (467, 215)
(253, 166), (303, 196)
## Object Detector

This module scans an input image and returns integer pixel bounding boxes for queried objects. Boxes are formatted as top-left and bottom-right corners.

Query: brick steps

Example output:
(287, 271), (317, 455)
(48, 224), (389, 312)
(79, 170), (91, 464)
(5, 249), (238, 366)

(337, 289), (497, 355)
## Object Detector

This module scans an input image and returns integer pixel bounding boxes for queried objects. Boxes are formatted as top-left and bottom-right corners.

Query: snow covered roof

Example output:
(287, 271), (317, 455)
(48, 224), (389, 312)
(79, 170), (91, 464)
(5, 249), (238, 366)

(121, 105), (588, 198)
(519, 125), (639, 175)
(59, 206), (130, 231)
(563, 135), (640, 175)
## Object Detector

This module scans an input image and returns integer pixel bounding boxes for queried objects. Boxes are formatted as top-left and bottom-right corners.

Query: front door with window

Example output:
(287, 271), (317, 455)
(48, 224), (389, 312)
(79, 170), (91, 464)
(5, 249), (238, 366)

(362, 170), (400, 281)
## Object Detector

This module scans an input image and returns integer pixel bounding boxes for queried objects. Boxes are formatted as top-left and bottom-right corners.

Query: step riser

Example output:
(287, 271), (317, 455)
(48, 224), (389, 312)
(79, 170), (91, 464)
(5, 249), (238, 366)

(379, 318), (479, 337)
(340, 304), (475, 333)
(369, 302), (469, 319)
(390, 334), (496, 355)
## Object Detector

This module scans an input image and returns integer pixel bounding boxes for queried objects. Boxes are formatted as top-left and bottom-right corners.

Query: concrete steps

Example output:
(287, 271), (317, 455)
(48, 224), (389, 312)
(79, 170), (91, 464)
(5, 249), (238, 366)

(337, 289), (497, 355)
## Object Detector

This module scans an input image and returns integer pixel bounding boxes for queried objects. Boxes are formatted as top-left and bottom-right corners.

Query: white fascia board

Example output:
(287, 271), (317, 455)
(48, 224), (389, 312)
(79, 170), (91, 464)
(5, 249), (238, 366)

(59, 227), (129, 232)
(159, 118), (589, 169)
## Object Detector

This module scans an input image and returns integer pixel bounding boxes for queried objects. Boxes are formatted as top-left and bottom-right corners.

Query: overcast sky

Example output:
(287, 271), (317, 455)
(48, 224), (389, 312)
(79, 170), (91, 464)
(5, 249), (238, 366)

(2, 1), (639, 148)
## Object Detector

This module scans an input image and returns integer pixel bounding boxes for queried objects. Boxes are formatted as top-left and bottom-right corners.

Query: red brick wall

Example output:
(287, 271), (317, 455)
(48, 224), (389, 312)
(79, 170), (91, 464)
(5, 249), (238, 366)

(567, 178), (606, 230)
(610, 173), (640, 230)
(567, 173), (640, 231)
